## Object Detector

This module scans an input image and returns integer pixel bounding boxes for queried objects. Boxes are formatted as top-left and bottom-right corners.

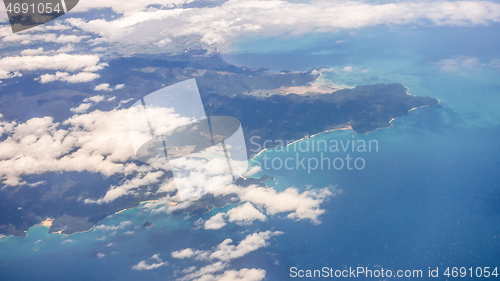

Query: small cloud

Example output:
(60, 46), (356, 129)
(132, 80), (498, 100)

(243, 166), (262, 177)
(97, 253), (106, 259)
(94, 83), (125, 92)
(115, 98), (134, 109)
(197, 268), (267, 281)
(132, 254), (168, 271)
(21, 47), (44, 56)
(57, 44), (75, 53)
(37, 71), (100, 83)
(94, 221), (132, 232)
(0, 54), (104, 83)
(94, 83), (112, 91)
(226, 202), (267, 225)
(85, 95), (106, 103)
(72, 95), (111, 114)
(311, 67), (335, 75)
(434, 56), (484, 73)
(70, 103), (92, 114)
(171, 231), (281, 280)
(204, 213), (226, 230)
(172, 231), (282, 262)
(171, 248), (196, 259)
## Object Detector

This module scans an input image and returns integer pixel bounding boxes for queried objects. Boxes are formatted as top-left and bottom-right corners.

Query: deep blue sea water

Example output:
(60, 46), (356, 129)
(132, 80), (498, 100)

(1, 24), (500, 280)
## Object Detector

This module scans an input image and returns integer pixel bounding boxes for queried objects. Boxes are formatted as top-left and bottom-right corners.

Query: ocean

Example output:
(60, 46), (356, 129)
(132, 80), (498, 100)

(1, 24), (500, 280)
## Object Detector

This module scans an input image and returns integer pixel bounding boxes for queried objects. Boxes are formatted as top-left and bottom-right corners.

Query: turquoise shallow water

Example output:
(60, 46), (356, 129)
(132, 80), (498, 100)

(2, 24), (500, 280)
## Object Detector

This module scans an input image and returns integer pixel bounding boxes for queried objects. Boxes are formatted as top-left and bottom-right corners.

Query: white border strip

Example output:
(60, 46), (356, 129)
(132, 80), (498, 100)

(60, 0), (68, 13)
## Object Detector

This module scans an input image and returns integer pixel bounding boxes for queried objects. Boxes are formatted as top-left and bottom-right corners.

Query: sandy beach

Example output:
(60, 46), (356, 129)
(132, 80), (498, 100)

(40, 218), (54, 227)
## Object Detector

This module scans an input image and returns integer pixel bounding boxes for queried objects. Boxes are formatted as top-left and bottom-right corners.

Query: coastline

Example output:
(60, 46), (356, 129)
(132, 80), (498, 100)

(58, 199), (163, 236)
(0, 89), (437, 239)
(250, 123), (354, 161)
(243, 75), (342, 98)
(0, 200), (165, 239)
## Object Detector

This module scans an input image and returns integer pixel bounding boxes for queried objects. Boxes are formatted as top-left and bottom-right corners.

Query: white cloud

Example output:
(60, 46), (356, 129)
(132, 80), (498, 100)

(0, 109), (140, 186)
(172, 231), (281, 281)
(94, 83), (125, 92)
(94, 221), (132, 231)
(0, 27), (89, 45)
(85, 95), (106, 103)
(116, 98), (134, 109)
(37, 71), (100, 83)
(435, 56), (483, 72)
(44, 23), (71, 31)
(212, 184), (338, 224)
(171, 248), (197, 259)
(194, 268), (266, 281)
(70, 95), (112, 113)
(142, 141), (245, 202)
(179, 262), (228, 281)
(211, 231), (282, 262)
(161, 183), (337, 227)
(0, 69), (21, 80)
(0, 105), (224, 203)
(203, 203), (267, 230)
(20, 48), (44, 56)
(86, 170), (164, 204)
(94, 83), (112, 91)
(2, 1), (499, 57)
(53, 35), (89, 44)
(57, 44), (75, 53)
(0, 92), (338, 210)
(311, 68), (336, 75)
(0, 54), (105, 83)
(242, 166), (261, 177)
(64, 0), (500, 53)
(72, 0), (194, 15)
(132, 254), (168, 271)
(204, 213), (227, 230)
(173, 231), (282, 262)
(434, 56), (500, 74)
(226, 203), (266, 225)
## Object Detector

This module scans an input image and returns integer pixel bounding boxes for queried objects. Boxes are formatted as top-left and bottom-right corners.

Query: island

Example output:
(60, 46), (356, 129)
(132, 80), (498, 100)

(0, 51), (438, 237)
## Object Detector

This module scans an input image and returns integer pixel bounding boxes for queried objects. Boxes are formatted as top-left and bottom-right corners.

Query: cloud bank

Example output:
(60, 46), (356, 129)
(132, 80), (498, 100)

(2, 0), (500, 56)
(64, 0), (500, 52)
